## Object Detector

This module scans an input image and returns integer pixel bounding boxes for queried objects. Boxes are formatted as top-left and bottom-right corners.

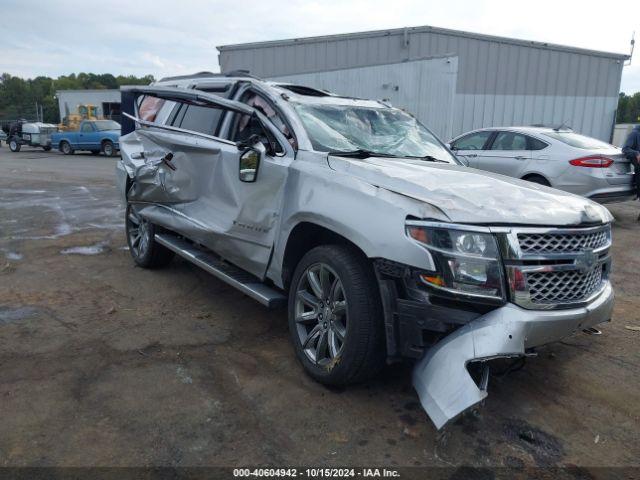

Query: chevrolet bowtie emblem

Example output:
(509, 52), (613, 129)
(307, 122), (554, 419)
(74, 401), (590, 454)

(575, 248), (598, 273)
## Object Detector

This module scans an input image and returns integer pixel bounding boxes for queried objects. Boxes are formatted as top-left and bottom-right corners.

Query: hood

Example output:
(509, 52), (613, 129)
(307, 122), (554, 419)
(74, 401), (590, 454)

(328, 156), (613, 226)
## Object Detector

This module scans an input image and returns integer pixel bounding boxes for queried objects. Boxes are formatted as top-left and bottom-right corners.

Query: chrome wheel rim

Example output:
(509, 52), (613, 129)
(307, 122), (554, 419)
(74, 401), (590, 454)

(294, 262), (348, 365)
(10, 140), (17, 150)
(126, 206), (151, 258)
(62, 143), (70, 154)
(104, 143), (113, 156)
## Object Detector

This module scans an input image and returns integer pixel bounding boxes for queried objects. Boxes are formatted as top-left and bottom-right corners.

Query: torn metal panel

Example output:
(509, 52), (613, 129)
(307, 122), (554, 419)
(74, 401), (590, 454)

(413, 282), (614, 429)
(120, 87), (292, 279)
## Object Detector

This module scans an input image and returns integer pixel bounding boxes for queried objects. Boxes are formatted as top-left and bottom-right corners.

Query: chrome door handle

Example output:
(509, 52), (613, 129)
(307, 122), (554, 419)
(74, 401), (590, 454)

(466, 154), (478, 158)
(514, 156), (527, 160)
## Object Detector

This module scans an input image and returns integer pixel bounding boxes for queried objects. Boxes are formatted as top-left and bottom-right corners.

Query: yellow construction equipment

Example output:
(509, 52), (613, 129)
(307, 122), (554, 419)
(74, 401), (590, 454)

(58, 104), (101, 131)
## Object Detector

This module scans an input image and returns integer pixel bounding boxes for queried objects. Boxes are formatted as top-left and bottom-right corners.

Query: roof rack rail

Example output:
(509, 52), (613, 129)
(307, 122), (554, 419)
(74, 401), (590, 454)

(158, 71), (218, 82)
(224, 69), (262, 79)
(158, 70), (261, 82)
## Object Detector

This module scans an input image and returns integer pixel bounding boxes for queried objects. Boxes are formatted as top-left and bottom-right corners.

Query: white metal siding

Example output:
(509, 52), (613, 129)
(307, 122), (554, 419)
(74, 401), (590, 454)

(272, 56), (458, 139)
(219, 26), (625, 141)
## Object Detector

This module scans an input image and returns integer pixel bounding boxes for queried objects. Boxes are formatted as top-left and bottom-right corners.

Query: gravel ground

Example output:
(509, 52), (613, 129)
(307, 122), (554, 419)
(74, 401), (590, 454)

(0, 147), (638, 471)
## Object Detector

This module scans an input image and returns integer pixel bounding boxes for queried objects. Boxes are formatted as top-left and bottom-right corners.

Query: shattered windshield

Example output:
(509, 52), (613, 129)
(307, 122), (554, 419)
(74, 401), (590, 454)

(292, 102), (458, 162)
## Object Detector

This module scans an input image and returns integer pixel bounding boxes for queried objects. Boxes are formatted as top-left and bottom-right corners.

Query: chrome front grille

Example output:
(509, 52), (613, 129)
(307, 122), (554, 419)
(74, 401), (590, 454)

(518, 229), (609, 254)
(500, 224), (611, 309)
(526, 265), (603, 305)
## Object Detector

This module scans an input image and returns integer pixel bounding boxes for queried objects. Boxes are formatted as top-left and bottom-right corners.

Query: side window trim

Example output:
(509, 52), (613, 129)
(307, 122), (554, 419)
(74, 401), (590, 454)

(484, 131), (499, 150)
(124, 110), (238, 147)
(453, 130), (494, 150)
(488, 131), (529, 151)
(526, 135), (549, 151)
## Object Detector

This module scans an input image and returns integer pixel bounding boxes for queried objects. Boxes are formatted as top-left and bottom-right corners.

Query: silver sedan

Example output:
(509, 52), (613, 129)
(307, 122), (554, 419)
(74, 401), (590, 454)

(448, 126), (636, 203)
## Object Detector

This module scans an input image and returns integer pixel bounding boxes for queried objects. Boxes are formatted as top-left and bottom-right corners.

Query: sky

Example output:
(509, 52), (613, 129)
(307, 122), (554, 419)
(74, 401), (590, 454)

(1, 0), (639, 94)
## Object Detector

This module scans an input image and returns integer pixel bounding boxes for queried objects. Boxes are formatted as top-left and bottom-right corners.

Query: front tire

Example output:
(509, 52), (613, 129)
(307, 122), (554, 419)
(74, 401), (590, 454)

(125, 204), (174, 268)
(60, 141), (73, 155)
(102, 140), (116, 157)
(288, 244), (385, 386)
(9, 139), (20, 152)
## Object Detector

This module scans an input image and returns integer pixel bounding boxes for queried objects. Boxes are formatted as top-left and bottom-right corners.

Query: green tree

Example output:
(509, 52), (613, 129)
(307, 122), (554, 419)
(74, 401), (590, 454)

(617, 92), (640, 123)
(0, 72), (155, 125)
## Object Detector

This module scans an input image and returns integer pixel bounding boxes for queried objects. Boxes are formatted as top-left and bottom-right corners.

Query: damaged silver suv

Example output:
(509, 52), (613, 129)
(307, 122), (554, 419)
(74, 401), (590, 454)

(116, 72), (614, 429)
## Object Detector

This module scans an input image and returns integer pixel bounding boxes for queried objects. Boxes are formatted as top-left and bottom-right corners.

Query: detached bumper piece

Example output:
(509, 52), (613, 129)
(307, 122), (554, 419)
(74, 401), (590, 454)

(413, 283), (613, 429)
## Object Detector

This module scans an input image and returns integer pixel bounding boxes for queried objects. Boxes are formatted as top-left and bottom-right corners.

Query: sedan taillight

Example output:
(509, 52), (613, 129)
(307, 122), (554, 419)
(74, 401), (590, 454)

(569, 156), (614, 168)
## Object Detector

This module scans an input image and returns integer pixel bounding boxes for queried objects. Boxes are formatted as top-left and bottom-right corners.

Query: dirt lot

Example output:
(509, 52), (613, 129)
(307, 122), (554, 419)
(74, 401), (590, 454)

(0, 147), (639, 471)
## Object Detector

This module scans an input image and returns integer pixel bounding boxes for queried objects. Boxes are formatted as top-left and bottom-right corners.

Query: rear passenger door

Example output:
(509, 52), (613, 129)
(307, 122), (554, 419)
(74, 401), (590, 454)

(475, 131), (531, 177)
(120, 85), (254, 239)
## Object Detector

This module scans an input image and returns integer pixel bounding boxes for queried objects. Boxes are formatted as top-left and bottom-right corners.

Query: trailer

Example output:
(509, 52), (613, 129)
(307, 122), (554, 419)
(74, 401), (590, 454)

(7, 121), (58, 152)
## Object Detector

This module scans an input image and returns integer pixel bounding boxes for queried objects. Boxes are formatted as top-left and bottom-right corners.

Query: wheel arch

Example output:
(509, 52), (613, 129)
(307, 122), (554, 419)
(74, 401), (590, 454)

(281, 221), (370, 290)
(521, 172), (551, 185)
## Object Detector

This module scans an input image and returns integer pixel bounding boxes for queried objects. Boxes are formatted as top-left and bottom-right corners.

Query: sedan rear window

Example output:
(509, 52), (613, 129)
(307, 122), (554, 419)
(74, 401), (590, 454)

(542, 132), (612, 150)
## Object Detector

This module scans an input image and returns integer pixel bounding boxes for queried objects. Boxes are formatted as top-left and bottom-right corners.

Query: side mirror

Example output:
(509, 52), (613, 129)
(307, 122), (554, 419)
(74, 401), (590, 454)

(239, 148), (261, 183)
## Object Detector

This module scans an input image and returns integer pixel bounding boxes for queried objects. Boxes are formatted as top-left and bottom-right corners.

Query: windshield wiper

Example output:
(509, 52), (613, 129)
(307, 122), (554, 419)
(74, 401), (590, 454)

(328, 149), (400, 159)
(418, 155), (449, 163)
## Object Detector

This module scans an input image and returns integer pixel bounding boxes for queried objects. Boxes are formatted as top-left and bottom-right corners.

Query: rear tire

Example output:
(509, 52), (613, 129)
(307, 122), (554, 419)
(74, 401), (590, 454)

(90, 150), (101, 155)
(125, 204), (174, 268)
(60, 141), (73, 155)
(523, 174), (551, 187)
(102, 140), (116, 157)
(287, 244), (385, 386)
(9, 139), (20, 152)
(43, 146), (52, 152)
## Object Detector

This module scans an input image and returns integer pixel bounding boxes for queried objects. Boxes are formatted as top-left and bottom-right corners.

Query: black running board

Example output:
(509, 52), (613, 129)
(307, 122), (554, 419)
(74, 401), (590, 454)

(155, 233), (287, 309)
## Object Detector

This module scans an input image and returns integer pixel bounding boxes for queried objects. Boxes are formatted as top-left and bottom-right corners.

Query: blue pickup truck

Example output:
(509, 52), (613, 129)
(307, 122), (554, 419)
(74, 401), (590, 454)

(52, 120), (120, 156)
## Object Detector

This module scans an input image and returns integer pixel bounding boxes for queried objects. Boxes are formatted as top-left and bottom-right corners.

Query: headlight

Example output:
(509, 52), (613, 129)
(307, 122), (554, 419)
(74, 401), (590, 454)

(406, 222), (504, 301)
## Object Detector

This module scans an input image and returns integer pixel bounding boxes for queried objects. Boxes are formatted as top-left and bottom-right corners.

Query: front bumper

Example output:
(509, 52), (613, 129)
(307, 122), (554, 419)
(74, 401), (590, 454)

(412, 282), (613, 429)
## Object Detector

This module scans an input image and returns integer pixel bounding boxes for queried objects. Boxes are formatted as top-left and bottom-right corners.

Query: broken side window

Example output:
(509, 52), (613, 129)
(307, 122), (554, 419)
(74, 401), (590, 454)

(138, 96), (166, 122)
(233, 92), (296, 151)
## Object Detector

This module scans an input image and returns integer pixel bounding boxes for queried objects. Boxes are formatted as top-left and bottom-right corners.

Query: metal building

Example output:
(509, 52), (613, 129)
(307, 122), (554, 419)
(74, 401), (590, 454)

(217, 25), (629, 141)
(55, 89), (121, 122)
